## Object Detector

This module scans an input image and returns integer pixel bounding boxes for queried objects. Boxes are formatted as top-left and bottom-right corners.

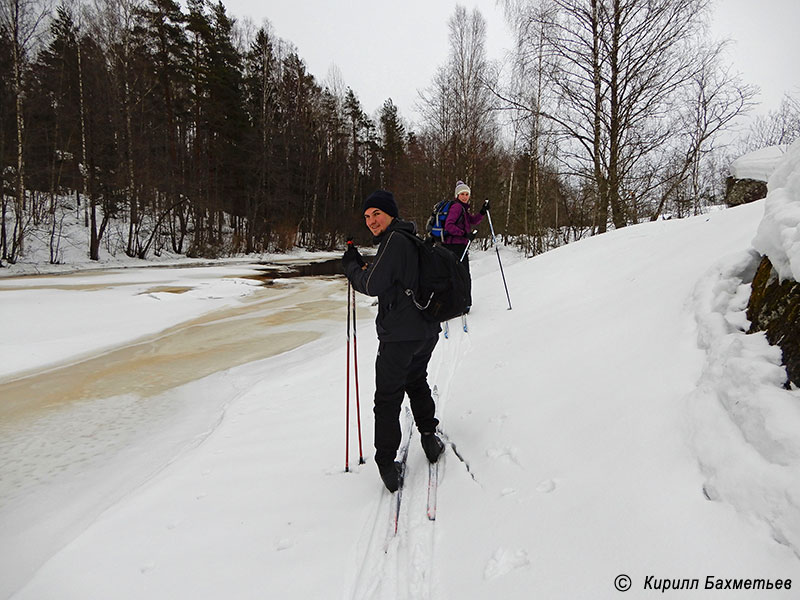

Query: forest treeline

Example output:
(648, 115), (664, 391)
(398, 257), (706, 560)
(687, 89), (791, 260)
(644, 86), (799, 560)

(1, 0), (799, 264)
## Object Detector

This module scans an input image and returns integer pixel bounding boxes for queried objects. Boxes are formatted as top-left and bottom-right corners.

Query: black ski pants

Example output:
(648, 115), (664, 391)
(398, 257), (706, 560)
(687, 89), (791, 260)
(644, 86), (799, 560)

(373, 336), (439, 467)
(442, 242), (472, 307)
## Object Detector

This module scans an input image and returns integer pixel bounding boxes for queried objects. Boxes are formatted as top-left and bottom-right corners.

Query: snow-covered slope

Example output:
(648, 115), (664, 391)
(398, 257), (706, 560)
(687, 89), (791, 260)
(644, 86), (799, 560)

(3, 200), (799, 599)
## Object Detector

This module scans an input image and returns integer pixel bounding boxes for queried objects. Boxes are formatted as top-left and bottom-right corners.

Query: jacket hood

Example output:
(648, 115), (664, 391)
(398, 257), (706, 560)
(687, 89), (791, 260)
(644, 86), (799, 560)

(373, 218), (417, 243)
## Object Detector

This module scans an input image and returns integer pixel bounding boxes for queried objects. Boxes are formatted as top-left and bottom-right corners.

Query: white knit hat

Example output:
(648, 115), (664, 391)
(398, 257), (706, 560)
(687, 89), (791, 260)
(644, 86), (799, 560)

(454, 181), (471, 197)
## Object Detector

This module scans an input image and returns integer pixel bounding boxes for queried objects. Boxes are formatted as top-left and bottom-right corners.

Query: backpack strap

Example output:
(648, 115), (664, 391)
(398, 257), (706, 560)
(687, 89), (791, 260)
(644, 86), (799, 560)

(443, 200), (466, 241)
(394, 230), (433, 310)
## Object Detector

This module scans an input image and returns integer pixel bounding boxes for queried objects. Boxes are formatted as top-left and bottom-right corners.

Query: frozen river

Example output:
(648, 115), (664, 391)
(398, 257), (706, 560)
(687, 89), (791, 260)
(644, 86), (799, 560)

(1, 261), (343, 421)
(0, 260), (349, 598)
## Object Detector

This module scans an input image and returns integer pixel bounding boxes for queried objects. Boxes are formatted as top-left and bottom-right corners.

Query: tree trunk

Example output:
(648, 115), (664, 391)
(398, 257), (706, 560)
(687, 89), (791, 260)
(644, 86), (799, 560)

(11, 0), (25, 261)
(590, 0), (608, 235)
(124, 73), (138, 257)
(607, 0), (625, 229)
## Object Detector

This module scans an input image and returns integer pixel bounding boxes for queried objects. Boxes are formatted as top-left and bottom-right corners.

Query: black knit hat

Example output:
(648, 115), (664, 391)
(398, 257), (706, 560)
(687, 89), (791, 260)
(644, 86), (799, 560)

(362, 190), (399, 218)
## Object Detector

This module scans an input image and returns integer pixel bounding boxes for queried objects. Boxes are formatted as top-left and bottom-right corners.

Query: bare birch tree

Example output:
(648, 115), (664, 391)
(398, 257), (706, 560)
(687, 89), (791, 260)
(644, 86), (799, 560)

(419, 5), (498, 195)
(740, 93), (800, 152)
(650, 42), (757, 219)
(502, 0), (754, 233)
(501, 0), (560, 254)
(0, 0), (48, 261)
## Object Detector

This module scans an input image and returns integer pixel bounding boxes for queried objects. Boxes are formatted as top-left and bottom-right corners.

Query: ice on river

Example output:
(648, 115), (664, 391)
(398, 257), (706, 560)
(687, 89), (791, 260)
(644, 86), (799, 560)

(0, 261), (345, 599)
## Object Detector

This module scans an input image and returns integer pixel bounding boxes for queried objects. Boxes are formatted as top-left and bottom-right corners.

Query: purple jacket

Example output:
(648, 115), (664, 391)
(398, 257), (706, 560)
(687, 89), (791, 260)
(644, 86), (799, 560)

(443, 200), (484, 244)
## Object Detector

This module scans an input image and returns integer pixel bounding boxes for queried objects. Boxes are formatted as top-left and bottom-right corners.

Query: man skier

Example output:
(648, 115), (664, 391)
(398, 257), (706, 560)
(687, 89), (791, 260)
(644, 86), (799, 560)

(342, 190), (445, 492)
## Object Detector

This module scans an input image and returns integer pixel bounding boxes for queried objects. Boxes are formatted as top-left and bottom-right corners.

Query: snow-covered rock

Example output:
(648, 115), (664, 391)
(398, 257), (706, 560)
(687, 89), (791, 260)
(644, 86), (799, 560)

(753, 138), (800, 282)
(731, 144), (791, 182)
(746, 138), (800, 387)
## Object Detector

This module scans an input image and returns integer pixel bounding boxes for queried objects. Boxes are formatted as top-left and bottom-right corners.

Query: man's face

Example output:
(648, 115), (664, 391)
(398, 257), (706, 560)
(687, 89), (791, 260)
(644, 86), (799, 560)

(364, 207), (394, 236)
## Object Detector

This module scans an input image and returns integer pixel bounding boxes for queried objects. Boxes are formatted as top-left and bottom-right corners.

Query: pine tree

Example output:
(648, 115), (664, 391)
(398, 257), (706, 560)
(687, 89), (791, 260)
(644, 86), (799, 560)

(28, 4), (82, 200)
(379, 98), (406, 194)
(241, 26), (279, 252)
(133, 0), (190, 202)
(343, 88), (366, 210)
(79, 32), (118, 260)
(206, 1), (247, 225)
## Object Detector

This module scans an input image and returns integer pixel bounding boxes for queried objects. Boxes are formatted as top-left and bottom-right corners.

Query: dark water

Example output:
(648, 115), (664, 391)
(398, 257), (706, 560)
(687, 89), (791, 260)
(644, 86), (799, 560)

(249, 257), (346, 282)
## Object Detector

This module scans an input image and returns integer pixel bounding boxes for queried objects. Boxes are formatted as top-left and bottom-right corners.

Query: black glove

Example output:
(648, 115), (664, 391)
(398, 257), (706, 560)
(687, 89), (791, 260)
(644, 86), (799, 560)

(466, 230), (477, 241)
(342, 243), (365, 271)
(480, 200), (490, 215)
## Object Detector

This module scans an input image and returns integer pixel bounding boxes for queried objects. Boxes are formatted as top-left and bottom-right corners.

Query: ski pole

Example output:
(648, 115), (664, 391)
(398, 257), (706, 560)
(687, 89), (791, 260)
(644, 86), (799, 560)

(460, 230), (477, 262)
(345, 277), (351, 472)
(485, 208), (512, 310)
(351, 284), (365, 465)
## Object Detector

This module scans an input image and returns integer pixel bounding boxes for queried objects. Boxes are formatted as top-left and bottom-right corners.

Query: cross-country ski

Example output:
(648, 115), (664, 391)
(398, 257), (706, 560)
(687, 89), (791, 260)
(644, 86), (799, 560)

(427, 461), (439, 521)
(389, 406), (413, 539)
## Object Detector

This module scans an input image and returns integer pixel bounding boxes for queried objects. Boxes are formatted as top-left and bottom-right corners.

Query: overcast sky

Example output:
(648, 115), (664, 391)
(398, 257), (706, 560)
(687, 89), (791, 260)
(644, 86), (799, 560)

(223, 0), (800, 128)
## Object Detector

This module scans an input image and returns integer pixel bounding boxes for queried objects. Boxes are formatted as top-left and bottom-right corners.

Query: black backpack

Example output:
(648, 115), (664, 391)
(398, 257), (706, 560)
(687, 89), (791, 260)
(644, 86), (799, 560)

(397, 230), (470, 322)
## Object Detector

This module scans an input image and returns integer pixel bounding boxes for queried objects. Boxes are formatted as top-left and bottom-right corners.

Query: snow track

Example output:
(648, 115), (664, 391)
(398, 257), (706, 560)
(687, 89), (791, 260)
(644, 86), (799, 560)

(347, 429), (440, 600)
(346, 318), (469, 600)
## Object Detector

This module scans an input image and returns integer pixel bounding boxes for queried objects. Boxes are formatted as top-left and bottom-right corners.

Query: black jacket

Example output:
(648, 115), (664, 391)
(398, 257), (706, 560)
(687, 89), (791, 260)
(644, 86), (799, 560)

(345, 219), (441, 342)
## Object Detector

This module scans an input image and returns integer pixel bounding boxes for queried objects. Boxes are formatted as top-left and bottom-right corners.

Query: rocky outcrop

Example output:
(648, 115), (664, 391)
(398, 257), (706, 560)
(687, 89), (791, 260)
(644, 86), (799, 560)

(726, 145), (790, 207)
(747, 255), (800, 387)
(724, 177), (768, 207)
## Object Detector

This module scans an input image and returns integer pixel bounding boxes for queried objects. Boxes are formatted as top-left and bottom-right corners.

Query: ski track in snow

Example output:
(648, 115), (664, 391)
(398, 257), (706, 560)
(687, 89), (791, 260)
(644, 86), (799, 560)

(346, 317), (470, 600)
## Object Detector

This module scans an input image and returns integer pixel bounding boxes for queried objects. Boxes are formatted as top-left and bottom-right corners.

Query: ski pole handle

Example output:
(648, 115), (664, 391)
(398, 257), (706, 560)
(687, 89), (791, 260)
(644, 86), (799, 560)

(344, 237), (367, 270)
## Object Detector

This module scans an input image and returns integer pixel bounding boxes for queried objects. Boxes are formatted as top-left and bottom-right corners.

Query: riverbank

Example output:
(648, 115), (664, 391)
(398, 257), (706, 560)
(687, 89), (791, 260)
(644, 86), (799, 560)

(0, 249), (341, 278)
(0, 263), (356, 598)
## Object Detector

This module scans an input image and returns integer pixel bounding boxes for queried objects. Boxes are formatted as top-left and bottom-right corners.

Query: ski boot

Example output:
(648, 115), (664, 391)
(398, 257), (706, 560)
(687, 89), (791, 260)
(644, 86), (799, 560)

(421, 432), (445, 463)
(378, 462), (401, 492)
